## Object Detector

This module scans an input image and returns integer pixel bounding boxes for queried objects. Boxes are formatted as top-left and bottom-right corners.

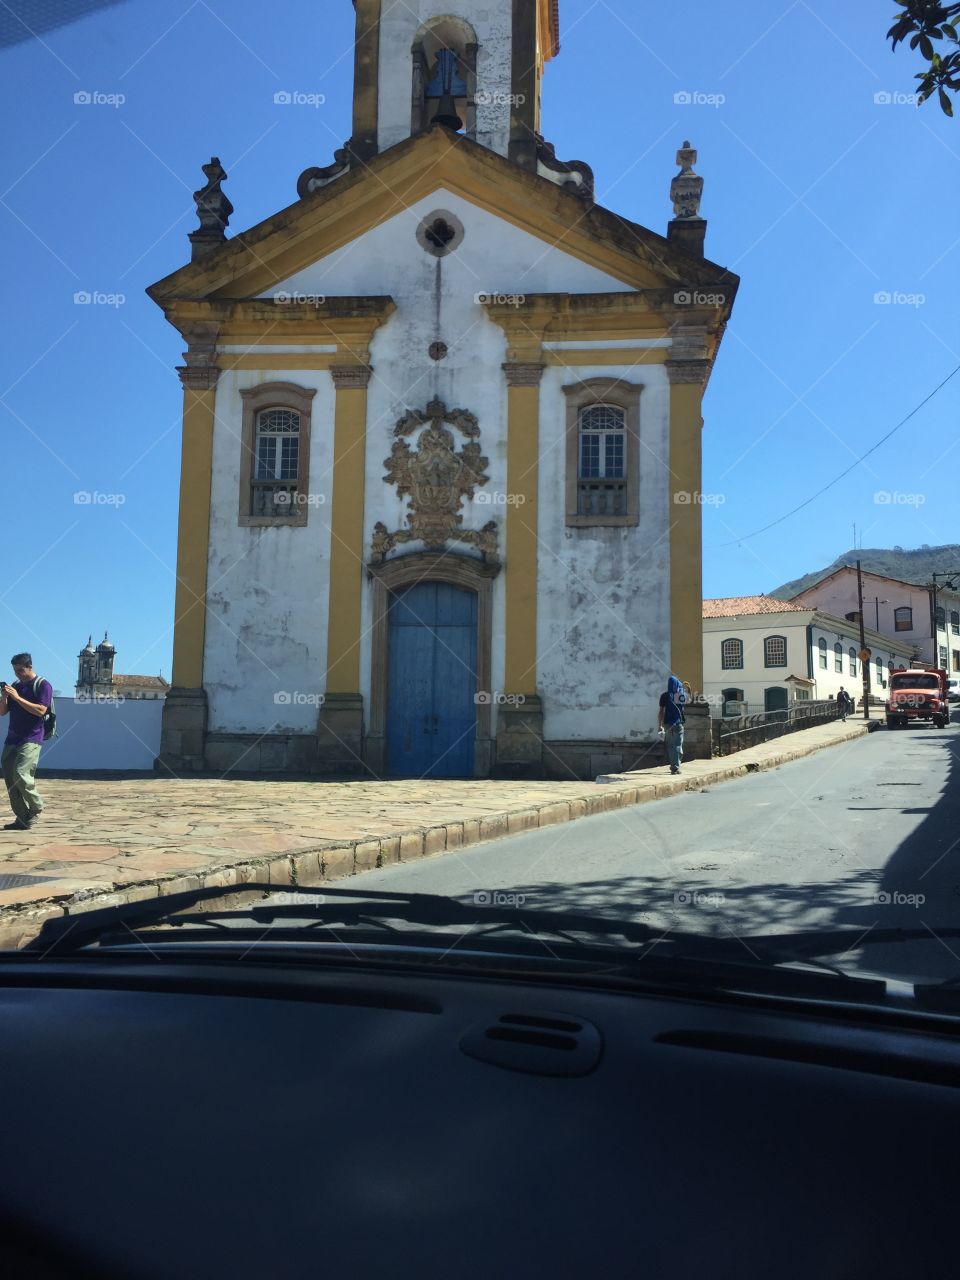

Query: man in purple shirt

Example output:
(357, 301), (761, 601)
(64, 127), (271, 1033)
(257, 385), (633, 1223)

(1, 652), (52, 831)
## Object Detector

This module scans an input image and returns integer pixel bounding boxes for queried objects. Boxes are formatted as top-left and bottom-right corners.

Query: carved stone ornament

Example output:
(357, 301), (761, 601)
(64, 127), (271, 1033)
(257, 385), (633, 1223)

(373, 398), (500, 563)
(670, 140), (703, 220)
(535, 134), (595, 201)
(297, 144), (351, 199)
(193, 157), (233, 235)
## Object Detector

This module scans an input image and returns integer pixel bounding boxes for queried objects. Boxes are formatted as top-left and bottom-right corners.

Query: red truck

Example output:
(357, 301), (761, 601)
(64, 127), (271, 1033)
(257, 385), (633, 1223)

(886, 666), (950, 729)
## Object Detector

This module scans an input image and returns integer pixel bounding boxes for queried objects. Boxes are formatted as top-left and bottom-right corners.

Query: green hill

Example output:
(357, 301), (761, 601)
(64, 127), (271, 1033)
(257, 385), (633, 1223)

(771, 544), (960, 601)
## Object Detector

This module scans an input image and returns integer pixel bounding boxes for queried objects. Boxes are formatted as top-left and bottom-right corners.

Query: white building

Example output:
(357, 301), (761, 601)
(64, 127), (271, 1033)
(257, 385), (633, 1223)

(790, 566), (960, 676)
(703, 596), (917, 716)
(149, 0), (738, 779)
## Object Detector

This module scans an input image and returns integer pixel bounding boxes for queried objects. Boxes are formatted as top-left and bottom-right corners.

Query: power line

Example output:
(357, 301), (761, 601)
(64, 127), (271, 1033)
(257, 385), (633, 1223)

(715, 362), (960, 548)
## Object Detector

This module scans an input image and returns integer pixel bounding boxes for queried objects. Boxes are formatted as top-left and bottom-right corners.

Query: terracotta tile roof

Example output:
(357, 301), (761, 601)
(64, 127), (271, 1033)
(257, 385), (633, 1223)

(703, 595), (809, 618)
(111, 675), (170, 689)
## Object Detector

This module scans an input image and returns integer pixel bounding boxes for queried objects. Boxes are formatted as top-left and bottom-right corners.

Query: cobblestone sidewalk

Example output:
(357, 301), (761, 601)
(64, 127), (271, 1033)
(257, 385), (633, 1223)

(0, 718), (877, 946)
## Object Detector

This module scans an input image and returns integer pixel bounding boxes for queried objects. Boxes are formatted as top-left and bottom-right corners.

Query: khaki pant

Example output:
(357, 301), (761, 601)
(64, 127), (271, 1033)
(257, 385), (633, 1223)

(2, 742), (43, 823)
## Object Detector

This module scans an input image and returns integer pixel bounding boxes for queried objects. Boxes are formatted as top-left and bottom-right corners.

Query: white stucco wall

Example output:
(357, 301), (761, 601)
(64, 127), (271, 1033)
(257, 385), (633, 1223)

(378, 1), (515, 155)
(537, 363), (672, 741)
(203, 367), (336, 735)
(39, 698), (164, 770)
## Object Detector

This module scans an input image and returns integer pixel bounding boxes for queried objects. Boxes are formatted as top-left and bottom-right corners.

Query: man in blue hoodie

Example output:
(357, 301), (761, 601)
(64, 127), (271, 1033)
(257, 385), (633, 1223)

(658, 675), (686, 775)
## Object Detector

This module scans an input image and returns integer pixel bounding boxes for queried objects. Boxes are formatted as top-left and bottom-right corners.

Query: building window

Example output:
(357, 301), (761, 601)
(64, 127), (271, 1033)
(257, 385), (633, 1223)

(940, 645), (949, 668)
(849, 647), (858, 676)
(239, 382), (317, 528)
(818, 638), (828, 669)
(953, 649), (960, 673)
(935, 606), (946, 630)
(845, 611), (861, 624)
(795, 689), (811, 701)
(563, 378), (642, 527)
(894, 607), (912, 632)
(876, 656), (883, 684)
(764, 635), (787, 667)
(888, 660), (895, 673)
(951, 610), (959, 635)
(721, 638), (744, 670)
(834, 642), (843, 673)
(722, 688), (744, 716)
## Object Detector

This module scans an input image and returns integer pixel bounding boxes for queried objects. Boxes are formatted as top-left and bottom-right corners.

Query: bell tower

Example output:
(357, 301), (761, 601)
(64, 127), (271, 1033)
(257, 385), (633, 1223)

(349, 0), (559, 167)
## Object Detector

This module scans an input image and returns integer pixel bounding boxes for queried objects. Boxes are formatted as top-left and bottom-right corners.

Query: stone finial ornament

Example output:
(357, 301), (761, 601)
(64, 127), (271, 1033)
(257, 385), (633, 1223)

(189, 157), (233, 260)
(670, 141), (703, 220)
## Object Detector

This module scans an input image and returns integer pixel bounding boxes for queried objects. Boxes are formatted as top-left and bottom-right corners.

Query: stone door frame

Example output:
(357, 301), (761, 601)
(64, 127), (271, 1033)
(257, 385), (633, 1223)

(366, 552), (500, 777)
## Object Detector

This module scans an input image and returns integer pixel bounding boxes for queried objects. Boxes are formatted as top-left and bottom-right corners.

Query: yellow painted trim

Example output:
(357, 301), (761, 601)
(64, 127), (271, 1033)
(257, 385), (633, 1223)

(218, 353), (341, 371)
(543, 348), (668, 367)
(171, 386), (216, 688)
(504, 382), (541, 695)
(325, 380), (369, 694)
(150, 131), (727, 306)
(669, 381), (704, 692)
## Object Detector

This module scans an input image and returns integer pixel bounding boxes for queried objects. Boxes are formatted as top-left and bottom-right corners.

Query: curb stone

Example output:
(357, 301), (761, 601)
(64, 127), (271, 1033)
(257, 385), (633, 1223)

(0, 721), (879, 949)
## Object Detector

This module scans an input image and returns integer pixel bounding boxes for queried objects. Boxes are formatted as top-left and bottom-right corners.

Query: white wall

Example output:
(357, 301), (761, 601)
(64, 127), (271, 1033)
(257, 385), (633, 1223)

(794, 571), (931, 662)
(378, 0), (515, 155)
(39, 698), (163, 770)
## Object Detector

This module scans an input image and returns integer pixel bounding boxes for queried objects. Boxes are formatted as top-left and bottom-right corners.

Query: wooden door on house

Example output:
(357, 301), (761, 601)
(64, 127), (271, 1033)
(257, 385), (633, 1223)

(386, 582), (478, 778)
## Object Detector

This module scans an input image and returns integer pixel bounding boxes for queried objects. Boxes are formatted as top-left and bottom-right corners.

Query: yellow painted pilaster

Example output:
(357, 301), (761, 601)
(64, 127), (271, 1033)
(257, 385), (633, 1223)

(667, 361), (709, 693)
(170, 350), (219, 689)
(502, 362), (544, 695)
(325, 365), (372, 693)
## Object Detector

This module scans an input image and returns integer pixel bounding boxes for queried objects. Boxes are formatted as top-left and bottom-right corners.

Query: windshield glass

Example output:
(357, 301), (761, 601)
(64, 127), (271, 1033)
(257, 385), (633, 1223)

(1, 1), (959, 1001)
(891, 675), (940, 691)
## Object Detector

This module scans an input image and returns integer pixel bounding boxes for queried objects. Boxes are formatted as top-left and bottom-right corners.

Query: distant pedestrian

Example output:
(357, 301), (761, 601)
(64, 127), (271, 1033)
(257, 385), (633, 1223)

(1, 653), (53, 831)
(836, 686), (853, 723)
(658, 674), (687, 775)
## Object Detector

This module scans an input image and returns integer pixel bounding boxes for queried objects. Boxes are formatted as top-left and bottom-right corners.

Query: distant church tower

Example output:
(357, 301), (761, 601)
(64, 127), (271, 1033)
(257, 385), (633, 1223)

(150, 0), (739, 779)
(76, 633), (115, 697)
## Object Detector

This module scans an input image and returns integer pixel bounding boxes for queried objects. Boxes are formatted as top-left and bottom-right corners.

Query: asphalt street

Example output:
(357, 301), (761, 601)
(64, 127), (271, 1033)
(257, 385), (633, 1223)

(356, 711), (960, 983)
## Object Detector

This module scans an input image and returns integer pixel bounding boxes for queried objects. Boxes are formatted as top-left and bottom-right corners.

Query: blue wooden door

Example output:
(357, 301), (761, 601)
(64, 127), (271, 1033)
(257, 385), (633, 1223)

(386, 582), (478, 778)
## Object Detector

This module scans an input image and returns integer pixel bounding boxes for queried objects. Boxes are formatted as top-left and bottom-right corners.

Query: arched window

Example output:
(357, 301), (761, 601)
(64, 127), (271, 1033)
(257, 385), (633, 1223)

(935, 605), (946, 629)
(239, 382), (316, 527)
(721, 638), (743, 670)
(764, 635), (787, 668)
(876, 655), (884, 683)
(411, 16), (477, 138)
(849, 646), (858, 676)
(951, 610), (959, 635)
(721, 688), (744, 716)
(894, 606), (913, 632)
(888, 659), (895, 673)
(834, 642), (843, 673)
(818, 638), (828, 669)
(577, 404), (627, 517)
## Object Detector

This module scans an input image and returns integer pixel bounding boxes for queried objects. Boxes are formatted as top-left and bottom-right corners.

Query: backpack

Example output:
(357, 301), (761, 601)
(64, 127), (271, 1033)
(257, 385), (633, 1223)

(33, 677), (57, 741)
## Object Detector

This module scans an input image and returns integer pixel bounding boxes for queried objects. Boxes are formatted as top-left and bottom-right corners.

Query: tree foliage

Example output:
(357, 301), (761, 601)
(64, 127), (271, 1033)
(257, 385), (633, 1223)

(888, 1), (960, 114)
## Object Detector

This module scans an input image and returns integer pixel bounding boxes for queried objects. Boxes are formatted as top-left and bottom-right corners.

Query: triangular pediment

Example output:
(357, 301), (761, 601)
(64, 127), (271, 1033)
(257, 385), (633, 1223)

(148, 127), (737, 307)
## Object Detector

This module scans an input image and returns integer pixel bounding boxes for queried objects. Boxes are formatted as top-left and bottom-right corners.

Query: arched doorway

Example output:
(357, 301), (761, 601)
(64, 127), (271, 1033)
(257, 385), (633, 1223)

(764, 686), (788, 714)
(366, 552), (499, 777)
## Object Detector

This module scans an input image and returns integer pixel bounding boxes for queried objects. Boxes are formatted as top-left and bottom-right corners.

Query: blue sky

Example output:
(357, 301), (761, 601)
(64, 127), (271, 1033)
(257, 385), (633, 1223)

(1, 0), (957, 692)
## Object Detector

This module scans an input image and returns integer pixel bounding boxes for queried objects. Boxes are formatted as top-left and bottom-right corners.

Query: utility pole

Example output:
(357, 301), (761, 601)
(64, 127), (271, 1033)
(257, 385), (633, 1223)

(857, 560), (871, 719)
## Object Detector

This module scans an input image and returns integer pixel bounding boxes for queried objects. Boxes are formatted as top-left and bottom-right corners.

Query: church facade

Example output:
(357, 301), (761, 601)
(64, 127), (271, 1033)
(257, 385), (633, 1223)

(149, 0), (738, 780)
